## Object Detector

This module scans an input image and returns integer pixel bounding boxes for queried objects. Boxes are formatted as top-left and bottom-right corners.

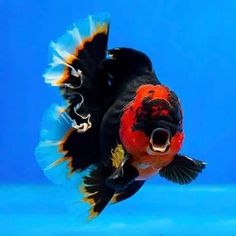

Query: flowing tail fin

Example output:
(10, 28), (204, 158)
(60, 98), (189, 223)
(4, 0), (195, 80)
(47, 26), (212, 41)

(44, 13), (111, 133)
(35, 104), (97, 184)
(44, 13), (110, 87)
(36, 14), (111, 184)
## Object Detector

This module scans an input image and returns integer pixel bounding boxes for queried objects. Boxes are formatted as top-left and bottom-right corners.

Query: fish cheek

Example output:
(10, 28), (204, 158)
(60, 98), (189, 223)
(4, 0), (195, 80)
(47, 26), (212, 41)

(169, 131), (184, 154)
(120, 128), (149, 155)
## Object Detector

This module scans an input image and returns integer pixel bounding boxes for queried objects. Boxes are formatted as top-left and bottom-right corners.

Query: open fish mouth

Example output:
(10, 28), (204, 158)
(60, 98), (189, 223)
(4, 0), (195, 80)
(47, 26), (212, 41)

(149, 128), (171, 153)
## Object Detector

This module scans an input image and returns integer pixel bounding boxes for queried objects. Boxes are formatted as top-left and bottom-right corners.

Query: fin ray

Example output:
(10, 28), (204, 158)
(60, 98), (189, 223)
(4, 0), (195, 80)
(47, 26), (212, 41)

(35, 104), (100, 184)
(80, 164), (115, 220)
(159, 154), (206, 185)
(44, 13), (110, 87)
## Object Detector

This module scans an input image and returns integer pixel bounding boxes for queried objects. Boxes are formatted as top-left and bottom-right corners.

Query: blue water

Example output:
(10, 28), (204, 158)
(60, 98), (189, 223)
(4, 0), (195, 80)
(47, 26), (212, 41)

(1, 0), (236, 235)
(1, 185), (236, 235)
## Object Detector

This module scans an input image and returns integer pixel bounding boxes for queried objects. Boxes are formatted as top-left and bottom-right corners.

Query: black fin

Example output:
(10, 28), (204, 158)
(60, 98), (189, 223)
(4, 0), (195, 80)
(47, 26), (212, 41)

(58, 125), (101, 171)
(41, 14), (112, 174)
(80, 164), (115, 220)
(111, 180), (145, 204)
(159, 154), (206, 184)
(36, 104), (99, 184)
(59, 14), (110, 119)
(44, 13), (110, 130)
(44, 13), (110, 88)
(36, 104), (102, 178)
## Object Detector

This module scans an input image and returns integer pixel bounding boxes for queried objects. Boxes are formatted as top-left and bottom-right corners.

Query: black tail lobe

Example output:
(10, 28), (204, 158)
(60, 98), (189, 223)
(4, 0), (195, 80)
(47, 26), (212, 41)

(37, 14), (111, 181)
(80, 165), (115, 220)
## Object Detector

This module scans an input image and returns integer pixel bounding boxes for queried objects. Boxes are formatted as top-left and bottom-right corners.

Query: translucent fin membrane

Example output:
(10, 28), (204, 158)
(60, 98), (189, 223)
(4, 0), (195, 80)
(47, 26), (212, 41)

(43, 13), (110, 87)
(35, 104), (77, 184)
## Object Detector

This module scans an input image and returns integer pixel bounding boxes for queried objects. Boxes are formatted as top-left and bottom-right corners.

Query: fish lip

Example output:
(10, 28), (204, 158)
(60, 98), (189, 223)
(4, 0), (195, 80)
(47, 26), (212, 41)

(149, 128), (171, 154)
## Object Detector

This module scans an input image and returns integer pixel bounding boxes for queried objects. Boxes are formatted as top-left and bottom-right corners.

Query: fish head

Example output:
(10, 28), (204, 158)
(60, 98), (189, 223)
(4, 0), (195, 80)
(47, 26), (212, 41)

(119, 84), (184, 157)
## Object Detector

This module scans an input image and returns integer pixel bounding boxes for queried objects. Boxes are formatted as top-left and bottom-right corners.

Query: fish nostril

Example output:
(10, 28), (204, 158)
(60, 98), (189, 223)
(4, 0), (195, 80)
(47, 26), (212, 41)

(150, 128), (171, 153)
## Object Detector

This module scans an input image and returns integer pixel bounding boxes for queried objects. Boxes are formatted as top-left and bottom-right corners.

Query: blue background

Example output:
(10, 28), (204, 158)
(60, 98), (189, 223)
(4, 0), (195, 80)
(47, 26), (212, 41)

(1, 0), (236, 184)
(1, 1), (236, 235)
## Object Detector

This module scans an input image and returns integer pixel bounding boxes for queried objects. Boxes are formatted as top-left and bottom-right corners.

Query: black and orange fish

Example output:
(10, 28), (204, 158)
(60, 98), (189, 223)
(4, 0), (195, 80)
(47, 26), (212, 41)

(36, 13), (206, 220)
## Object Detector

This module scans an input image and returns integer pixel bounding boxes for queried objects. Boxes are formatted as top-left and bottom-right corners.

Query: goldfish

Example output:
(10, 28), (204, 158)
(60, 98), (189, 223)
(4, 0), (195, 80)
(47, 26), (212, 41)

(36, 13), (205, 220)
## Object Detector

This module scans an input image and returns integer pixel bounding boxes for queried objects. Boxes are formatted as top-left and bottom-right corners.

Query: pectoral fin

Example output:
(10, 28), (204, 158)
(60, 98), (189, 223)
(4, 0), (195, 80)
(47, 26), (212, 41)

(159, 154), (206, 184)
(106, 144), (139, 190)
(108, 154), (129, 179)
